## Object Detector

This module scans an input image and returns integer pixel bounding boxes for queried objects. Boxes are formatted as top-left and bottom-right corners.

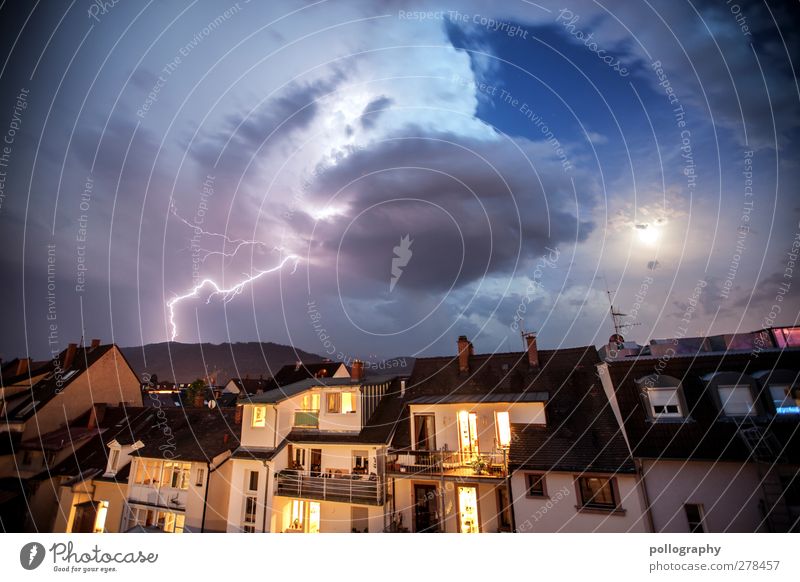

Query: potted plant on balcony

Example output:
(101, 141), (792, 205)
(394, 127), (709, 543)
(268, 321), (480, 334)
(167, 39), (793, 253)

(469, 455), (490, 475)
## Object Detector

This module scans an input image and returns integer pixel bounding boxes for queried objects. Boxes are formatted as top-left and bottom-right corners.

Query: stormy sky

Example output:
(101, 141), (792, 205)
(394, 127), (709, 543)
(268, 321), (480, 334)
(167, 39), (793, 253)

(0, 0), (798, 364)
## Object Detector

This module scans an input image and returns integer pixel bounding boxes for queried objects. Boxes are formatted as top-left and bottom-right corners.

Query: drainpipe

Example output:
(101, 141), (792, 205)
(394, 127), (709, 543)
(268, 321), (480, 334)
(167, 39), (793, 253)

(504, 449), (516, 533)
(272, 405), (279, 449)
(635, 458), (656, 532)
(261, 461), (270, 532)
(200, 461), (211, 533)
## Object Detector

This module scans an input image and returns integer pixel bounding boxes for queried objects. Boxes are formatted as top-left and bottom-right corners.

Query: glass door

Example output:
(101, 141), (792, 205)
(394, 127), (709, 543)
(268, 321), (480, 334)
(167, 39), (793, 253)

(457, 486), (480, 533)
(457, 410), (480, 462)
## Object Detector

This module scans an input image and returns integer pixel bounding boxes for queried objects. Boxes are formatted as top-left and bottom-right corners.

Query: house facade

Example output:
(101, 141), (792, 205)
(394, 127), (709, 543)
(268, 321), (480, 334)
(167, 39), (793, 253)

(226, 361), (400, 533)
(386, 335), (649, 533)
(599, 331), (800, 532)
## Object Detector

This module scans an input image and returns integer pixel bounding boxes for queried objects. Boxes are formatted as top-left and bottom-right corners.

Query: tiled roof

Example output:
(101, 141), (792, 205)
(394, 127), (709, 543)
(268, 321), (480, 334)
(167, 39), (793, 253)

(2, 344), (118, 422)
(228, 377), (271, 394)
(269, 362), (346, 387)
(606, 348), (800, 463)
(130, 407), (240, 462)
(393, 346), (635, 473)
(246, 376), (364, 404)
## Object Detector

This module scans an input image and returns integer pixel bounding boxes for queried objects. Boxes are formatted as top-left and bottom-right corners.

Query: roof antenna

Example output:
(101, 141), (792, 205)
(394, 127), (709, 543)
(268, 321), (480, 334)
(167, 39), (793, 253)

(602, 276), (639, 346)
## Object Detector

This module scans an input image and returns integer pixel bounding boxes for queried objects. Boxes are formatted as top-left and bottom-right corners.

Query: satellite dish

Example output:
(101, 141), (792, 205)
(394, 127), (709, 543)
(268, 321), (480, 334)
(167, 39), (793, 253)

(207, 399), (217, 409)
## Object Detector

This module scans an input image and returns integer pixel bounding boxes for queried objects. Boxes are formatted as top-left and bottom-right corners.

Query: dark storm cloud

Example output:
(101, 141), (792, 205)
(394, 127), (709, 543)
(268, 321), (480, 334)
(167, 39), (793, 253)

(190, 74), (345, 175)
(359, 95), (393, 130)
(305, 130), (593, 294)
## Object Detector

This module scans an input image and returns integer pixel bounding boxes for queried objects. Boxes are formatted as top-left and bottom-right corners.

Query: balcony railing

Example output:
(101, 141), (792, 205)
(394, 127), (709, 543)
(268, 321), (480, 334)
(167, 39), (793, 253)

(386, 449), (507, 477)
(293, 409), (320, 428)
(275, 470), (384, 505)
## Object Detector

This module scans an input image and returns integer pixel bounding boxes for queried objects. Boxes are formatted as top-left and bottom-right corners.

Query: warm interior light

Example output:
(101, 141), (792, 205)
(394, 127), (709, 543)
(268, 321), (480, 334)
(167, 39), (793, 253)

(93, 501), (109, 533)
(496, 411), (511, 448)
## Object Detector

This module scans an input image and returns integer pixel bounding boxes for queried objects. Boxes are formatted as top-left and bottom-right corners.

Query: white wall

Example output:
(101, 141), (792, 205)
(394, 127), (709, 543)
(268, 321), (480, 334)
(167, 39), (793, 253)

(641, 459), (765, 532)
(510, 471), (649, 532)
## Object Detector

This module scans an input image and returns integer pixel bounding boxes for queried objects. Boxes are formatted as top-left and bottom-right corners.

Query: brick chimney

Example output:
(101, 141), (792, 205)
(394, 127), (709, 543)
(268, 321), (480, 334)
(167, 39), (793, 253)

(90, 338), (101, 350)
(457, 335), (473, 374)
(524, 332), (539, 368)
(351, 359), (364, 381)
(234, 405), (243, 425)
(87, 403), (107, 430)
(63, 343), (78, 370)
(15, 357), (30, 376)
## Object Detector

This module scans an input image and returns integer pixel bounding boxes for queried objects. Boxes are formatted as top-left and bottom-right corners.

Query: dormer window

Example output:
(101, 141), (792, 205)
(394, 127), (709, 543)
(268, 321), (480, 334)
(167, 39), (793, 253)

(637, 375), (687, 421)
(108, 449), (120, 473)
(647, 388), (683, 418)
(718, 384), (755, 416)
(769, 385), (799, 415)
(251, 405), (267, 428)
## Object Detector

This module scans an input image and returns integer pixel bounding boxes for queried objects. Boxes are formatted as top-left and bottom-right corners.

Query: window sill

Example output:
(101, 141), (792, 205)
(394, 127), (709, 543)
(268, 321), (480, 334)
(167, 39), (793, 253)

(646, 417), (693, 425)
(525, 494), (548, 500)
(575, 505), (626, 516)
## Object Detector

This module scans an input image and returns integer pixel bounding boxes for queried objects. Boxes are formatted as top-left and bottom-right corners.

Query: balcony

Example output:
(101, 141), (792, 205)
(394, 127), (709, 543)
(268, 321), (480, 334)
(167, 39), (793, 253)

(275, 470), (384, 505)
(386, 449), (507, 478)
(293, 409), (319, 428)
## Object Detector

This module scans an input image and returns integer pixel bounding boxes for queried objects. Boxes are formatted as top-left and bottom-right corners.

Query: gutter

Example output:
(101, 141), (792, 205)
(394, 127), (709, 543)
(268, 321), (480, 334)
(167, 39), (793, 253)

(200, 453), (232, 533)
(635, 458), (656, 533)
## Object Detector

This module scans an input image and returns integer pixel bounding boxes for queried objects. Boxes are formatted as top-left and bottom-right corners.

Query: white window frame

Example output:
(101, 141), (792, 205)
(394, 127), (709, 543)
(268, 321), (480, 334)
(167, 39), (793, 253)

(769, 384), (798, 414)
(718, 384), (755, 416)
(647, 388), (683, 419)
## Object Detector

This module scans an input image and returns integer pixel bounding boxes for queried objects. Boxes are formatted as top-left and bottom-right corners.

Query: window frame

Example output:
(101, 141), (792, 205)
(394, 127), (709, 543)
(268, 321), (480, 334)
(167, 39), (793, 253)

(647, 387), (684, 419)
(247, 470), (259, 492)
(717, 383), (756, 417)
(195, 467), (205, 487)
(524, 472), (548, 498)
(575, 475), (621, 513)
(251, 405), (267, 428)
(684, 503), (705, 533)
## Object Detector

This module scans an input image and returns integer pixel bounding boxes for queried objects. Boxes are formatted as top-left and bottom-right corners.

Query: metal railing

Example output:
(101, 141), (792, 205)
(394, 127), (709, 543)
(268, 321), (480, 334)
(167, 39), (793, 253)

(293, 409), (320, 428)
(275, 470), (384, 505)
(386, 449), (507, 477)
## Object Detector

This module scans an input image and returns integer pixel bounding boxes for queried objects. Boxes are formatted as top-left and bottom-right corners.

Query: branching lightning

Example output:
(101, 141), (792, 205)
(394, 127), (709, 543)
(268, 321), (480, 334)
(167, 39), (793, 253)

(167, 204), (300, 341)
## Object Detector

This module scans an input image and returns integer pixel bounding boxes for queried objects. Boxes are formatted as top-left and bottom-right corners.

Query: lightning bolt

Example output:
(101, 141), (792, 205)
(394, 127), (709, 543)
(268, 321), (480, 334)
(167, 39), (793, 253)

(167, 203), (300, 341)
(390, 234), (413, 292)
(167, 253), (300, 341)
(170, 203), (267, 262)
(28, 545), (38, 565)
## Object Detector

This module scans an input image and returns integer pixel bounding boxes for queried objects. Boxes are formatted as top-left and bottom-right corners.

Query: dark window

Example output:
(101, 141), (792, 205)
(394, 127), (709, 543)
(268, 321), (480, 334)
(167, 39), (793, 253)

(578, 477), (617, 510)
(526, 473), (546, 497)
(414, 414), (436, 451)
(248, 470), (259, 492)
(684, 504), (705, 533)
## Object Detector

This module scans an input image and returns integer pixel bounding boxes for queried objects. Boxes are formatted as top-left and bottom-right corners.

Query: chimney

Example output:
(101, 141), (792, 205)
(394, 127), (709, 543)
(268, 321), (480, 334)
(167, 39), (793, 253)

(524, 332), (539, 368)
(351, 359), (364, 382)
(223, 433), (230, 445)
(234, 405), (243, 425)
(15, 357), (30, 376)
(90, 338), (101, 350)
(87, 403), (107, 431)
(457, 335), (473, 374)
(63, 343), (78, 370)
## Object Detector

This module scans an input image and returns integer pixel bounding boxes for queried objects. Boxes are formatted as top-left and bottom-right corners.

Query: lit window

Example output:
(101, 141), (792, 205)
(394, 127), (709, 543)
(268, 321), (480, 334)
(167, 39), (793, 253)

(341, 392), (356, 414)
(770, 385), (799, 415)
(684, 503), (705, 533)
(300, 394), (320, 411)
(93, 501), (109, 533)
(251, 406), (267, 428)
(577, 476), (618, 510)
(352, 450), (368, 474)
(718, 384), (755, 416)
(526, 473), (546, 498)
(648, 388), (683, 418)
(290, 500), (305, 530)
(135, 460), (162, 485)
(326, 392), (355, 414)
(243, 496), (257, 531)
(162, 462), (192, 489)
(495, 411), (511, 448)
